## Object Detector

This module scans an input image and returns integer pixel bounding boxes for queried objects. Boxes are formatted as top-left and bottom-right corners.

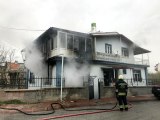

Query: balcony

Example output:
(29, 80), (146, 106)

(94, 52), (149, 65)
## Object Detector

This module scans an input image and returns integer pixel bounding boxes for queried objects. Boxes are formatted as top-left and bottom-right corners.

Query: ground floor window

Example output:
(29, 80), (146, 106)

(133, 70), (142, 82)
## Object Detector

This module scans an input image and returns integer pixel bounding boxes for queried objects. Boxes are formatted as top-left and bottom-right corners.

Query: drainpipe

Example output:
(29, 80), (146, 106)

(94, 37), (96, 59)
(119, 35), (122, 62)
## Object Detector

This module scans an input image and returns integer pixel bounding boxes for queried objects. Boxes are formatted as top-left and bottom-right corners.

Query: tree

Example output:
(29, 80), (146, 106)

(0, 45), (16, 63)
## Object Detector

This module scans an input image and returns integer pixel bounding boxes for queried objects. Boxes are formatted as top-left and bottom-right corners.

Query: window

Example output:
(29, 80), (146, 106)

(50, 36), (57, 50)
(79, 37), (85, 52)
(122, 47), (129, 57)
(53, 36), (57, 49)
(59, 32), (66, 48)
(105, 44), (112, 54)
(51, 38), (53, 50)
(86, 38), (92, 53)
(67, 34), (74, 50)
(74, 36), (79, 51)
(133, 70), (142, 82)
(123, 69), (127, 74)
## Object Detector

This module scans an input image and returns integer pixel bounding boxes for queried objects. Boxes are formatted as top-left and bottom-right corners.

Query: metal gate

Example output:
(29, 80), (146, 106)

(89, 76), (100, 100)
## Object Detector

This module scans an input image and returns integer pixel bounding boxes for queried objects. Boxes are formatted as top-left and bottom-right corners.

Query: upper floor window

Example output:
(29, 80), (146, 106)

(122, 47), (129, 57)
(59, 32), (66, 48)
(74, 36), (79, 51)
(67, 34), (74, 50)
(105, 44), (112, 54)
(79, 37), (85, 52)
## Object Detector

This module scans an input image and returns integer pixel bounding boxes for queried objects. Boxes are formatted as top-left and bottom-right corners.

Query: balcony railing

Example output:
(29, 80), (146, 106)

(94, 52), (149, 65)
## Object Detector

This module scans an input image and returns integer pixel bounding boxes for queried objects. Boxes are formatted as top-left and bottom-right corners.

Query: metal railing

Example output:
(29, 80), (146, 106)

(100, 78), (160, 87)
(0, 78), (27, 89)
(28, 77), (65, 89)
(0, 77), (87, 89)
(1, 77), (160, 89)
(95, 52), (149, 65)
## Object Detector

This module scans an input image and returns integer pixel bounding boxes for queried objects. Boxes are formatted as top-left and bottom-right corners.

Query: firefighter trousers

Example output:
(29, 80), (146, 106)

(118, 95), (128, 109)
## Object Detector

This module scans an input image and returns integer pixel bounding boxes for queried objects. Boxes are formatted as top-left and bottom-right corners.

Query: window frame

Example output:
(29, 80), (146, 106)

(133, 70), (142, 82)
(121, 47), (129, 57)
(105, 43), (112, 54)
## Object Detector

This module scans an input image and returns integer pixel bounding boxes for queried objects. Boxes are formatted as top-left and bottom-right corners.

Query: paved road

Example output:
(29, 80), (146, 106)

(0, 101), (160, 120)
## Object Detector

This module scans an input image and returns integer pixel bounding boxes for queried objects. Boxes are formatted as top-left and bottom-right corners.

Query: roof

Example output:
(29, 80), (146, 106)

(90, 32), (151, 55)
(7, 62), (20, 71)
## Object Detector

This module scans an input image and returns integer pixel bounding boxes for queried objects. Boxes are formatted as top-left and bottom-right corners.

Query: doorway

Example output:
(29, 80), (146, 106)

(103, 68), (118, 86)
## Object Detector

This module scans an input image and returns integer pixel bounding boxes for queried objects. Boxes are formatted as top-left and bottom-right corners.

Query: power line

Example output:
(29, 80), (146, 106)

(0, 25), (45, 32)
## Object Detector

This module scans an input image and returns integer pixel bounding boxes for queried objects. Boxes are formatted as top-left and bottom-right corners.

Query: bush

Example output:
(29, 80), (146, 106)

(0, 99), (25, 105)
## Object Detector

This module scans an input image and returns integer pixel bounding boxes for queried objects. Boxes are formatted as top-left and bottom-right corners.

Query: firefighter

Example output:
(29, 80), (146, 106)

(115, 75), (128, 111)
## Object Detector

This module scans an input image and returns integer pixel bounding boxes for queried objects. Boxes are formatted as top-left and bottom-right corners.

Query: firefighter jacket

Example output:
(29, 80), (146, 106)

(115, 79), (128, 96)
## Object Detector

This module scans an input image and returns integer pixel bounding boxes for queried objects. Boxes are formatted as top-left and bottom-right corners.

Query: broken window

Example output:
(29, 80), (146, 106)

(59, 32), (66, 48)
(86, 38), (92, 53)
(74, 36), (79, 51)
(79, 37), (85, 52)
(67, 34), (74, 50)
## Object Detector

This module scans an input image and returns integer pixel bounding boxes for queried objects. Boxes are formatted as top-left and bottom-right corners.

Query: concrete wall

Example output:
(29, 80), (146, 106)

(100, 82), (152, 98)
(0, 83), (89, 103)
(0, 83), (152, 103)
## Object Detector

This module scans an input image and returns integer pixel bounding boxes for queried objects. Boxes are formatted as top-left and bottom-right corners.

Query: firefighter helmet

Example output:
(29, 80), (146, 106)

(118, 75), (124, 80)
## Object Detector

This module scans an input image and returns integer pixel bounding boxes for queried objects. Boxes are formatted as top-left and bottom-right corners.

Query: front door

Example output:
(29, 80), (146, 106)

(103, 69), (114, 86)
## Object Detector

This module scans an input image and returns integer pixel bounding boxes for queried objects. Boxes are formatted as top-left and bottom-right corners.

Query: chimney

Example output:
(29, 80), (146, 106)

(91, 23), (97, 32)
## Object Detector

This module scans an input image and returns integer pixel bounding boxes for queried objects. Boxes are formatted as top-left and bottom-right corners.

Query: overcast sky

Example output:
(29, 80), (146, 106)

(0, 0), (160, 72)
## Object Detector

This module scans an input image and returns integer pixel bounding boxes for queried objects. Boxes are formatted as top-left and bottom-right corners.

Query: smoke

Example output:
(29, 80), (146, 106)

(64, 58), (90, 87)
(24, 42), (47, 77)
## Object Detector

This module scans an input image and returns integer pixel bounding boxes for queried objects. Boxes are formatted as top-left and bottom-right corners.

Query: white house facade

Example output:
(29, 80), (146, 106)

(26, 26), (150, 89)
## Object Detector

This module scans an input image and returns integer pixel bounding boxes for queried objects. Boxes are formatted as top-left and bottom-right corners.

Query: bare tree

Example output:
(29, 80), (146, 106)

(0, 45), (16, 63)
(0, 45), (9, 63)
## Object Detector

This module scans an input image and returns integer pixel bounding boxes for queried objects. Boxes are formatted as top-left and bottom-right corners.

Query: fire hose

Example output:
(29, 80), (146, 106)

(37, 102), (132, 120)
(0, 101), (132, 118)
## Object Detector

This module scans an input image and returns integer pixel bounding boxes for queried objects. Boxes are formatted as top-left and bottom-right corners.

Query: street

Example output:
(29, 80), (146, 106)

(0, 101), (159, 120)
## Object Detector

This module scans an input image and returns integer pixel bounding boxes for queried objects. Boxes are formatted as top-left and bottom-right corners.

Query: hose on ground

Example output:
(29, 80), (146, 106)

(0, 101), (118, 116)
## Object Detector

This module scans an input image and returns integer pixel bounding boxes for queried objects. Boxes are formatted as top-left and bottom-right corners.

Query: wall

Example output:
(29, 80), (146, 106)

(95, 36), (134, 63)
(0, 84), (89, 103)
(100, 85), (152, 98)
(0, 83), (152, 103)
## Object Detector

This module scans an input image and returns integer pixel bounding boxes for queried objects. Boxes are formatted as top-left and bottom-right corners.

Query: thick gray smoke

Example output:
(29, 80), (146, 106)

(64, 58), (90, 87)
(24, 42), (47, 77)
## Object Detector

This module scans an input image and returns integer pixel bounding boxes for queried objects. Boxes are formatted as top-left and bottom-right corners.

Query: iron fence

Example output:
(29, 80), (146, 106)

(0, 77), (160, 89)
(100, 78), (160, 87)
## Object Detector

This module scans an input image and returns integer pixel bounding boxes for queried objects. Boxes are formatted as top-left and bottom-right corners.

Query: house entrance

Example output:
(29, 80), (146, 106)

(103, 68), (118, 86)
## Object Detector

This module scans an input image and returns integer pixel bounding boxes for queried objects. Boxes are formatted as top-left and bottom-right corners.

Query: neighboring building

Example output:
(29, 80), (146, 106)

(0, 61), (26, 88)
(26, 24), (150, 89)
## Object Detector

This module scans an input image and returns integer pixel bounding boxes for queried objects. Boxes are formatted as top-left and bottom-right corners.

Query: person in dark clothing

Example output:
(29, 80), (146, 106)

(115, 75), (128, 111)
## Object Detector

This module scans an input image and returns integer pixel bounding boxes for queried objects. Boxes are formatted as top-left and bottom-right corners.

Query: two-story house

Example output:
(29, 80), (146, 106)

(26, 25), (150, 89)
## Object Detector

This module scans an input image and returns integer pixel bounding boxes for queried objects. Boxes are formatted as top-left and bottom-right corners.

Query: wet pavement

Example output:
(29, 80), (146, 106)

(0, 100), (159, 120)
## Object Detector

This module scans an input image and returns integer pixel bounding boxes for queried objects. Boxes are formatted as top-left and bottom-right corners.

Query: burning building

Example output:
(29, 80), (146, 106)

(25, 24), (150, 89)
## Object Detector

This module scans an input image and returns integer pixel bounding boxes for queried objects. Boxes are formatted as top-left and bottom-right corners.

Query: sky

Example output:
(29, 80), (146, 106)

(0, 0), (160, 73)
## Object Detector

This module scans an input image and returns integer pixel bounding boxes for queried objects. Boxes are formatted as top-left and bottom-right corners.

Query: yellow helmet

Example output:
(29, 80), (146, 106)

(118, 75), (124, 80)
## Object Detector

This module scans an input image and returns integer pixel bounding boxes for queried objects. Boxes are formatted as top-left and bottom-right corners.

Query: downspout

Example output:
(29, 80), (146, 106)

(119, 35), (122, 62)
(48, 61), (50, 80)
(94, 36), (97, 59)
